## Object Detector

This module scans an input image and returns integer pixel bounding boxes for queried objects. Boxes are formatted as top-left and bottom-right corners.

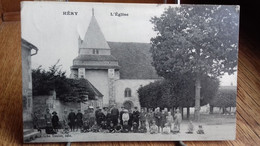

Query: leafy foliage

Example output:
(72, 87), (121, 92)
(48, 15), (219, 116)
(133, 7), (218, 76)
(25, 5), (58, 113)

(149, 5), (239, 120)
(150, 5), (239, 79)
(138, 75), (219, 108)
(210, 87), (236, 107)
(32, 61), (95, 103)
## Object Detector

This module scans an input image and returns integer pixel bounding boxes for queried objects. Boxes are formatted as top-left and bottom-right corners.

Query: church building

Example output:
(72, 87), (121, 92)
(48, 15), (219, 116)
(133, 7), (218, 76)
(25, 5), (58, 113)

(70, 10), (159, 110)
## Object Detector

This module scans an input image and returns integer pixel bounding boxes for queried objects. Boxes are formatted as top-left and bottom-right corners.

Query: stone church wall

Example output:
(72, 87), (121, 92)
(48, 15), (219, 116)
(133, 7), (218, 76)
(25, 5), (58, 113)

(115, 79), (156, 110)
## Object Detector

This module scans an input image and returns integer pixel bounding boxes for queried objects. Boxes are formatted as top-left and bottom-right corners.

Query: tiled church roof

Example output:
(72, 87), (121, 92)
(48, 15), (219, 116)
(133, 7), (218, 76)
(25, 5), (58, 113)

(79, 15), (110, 49)
(109, 42), (160, 79)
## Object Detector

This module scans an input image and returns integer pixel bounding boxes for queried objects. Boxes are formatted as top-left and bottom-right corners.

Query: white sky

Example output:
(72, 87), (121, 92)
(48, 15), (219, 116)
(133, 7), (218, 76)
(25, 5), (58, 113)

(21, 2), (238, 86)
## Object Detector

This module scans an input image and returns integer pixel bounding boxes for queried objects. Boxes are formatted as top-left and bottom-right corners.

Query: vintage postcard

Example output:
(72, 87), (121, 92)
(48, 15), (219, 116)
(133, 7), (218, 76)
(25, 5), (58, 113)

(21, 2), (239, 142)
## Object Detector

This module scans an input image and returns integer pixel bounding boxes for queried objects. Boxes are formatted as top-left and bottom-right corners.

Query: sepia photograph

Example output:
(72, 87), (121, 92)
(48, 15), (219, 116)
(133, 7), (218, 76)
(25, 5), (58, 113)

(21, 2), (239, 142)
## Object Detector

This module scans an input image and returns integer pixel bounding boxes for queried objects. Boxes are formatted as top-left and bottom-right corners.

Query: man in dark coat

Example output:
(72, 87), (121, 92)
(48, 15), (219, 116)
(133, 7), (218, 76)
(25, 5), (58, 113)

(76, 109), (83, 131)
(128, 109), (133, 130)
(119, 106), (125, 125)
(100, 107), (110, 129)
(68, 109), (76, 132)
(110, 104), (119, 126)
(132, 107), (140, 128)
(95, 107), (100, 123)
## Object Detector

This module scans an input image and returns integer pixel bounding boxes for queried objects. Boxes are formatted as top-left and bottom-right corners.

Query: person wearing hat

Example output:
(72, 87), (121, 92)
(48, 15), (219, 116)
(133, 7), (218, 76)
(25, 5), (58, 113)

(99, 106), (109, 130)
(96, 108), (103, 126)
(139, 108), (147, 128)
(119, 106), (125, 125)
(62, 109), (69, 134)
(76, 109), (83, 131)
(154, 107), (162, 133)
(82, 109), (90, 132)
(95, 106), (100, 123)
(88, 106), (96, 128)
(44, 108), (56, 134)
(68, 109), (76, 132)
(128, 109), (134, 129)
(122, 109), (129, 123)
(52, 111), (59, 132)
(132, 107), (140, 129)
(110, 104), (119, 126)
(147, 108), (155, 127)
(174, 108), (182, 132)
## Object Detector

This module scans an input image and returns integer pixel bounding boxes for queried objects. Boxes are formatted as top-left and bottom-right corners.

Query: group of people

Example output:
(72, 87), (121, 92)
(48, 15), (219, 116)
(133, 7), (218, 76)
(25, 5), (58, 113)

(41, 105), (203, 135)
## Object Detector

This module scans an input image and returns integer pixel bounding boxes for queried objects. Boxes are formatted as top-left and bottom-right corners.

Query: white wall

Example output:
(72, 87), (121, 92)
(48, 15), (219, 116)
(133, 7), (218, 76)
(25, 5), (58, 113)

(85, 70), (109, 105)
(115, 79), (156, 109)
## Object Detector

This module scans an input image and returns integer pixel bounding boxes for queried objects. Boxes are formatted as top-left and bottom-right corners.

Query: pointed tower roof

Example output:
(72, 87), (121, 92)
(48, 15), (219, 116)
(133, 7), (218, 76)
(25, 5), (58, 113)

(80, 9), (110, 49)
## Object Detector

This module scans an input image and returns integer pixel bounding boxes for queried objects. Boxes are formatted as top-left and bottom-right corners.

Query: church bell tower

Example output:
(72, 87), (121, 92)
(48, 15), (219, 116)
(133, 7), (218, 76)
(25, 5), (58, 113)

(70, 9), (119, 107)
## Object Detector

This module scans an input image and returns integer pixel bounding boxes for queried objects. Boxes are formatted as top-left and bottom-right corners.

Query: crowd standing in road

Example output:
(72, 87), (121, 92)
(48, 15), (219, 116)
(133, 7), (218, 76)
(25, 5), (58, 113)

(38, 105), (204, 135)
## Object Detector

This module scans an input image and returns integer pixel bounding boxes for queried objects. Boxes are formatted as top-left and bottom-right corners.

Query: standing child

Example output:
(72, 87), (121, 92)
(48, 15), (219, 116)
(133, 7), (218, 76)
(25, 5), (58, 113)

(139, 108), (146, 128)
(186, 121), (194, 134)
(62, 110), (69, 134)
(166, 112), (174, 127)
(174, 109), (182, 132)
(147, 108), (154, 127)
(154, 107), (162, 133)
(51, 111), (59, 133)
(82, 110), (90, 133)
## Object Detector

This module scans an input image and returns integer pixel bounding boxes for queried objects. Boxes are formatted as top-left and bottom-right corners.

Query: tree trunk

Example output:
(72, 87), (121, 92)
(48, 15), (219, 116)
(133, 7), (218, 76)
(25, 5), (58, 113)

(222, 107), (226, 114)
(172, 107), (175, 114)
(194, 77), (201, 122)
(210, 105), (214, 114)
(187, 107), (190, 119)
(181, 107), (184, 119)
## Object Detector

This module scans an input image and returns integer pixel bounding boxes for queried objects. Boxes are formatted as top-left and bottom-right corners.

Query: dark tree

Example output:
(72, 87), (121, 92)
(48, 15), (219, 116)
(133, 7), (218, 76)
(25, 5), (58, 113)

(32, 61), (91, 103)
(138, 75), (219, 118)
(210, 87), (236, 110)
(150, 5), (239, 121)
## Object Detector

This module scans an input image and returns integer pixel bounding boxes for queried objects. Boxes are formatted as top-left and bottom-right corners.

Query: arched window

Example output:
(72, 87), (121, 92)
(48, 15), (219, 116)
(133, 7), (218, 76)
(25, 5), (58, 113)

(124, 88), (131, 97)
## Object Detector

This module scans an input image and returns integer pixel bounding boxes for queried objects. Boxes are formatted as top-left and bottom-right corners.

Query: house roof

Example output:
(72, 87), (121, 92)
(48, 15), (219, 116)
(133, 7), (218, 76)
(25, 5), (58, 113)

(79, 15), (110, 49)
(85, 79), (103, 98)
(21, 38), (38, 56)
(74, 55), (118, 62)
